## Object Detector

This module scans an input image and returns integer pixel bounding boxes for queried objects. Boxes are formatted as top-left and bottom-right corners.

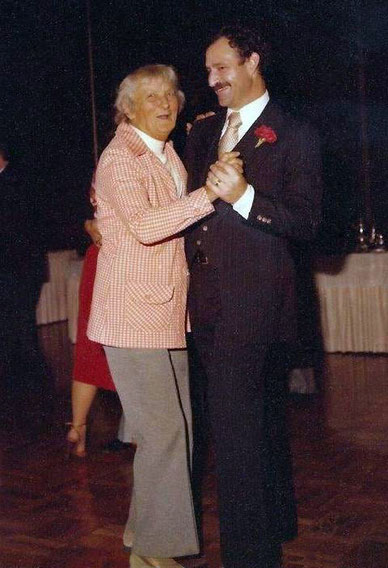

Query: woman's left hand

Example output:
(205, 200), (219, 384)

(84, 219), (102, 247)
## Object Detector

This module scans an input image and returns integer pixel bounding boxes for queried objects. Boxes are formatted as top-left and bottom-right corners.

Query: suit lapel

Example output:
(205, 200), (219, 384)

(233, 101), (284, 168)
(201, 110), (231, 217)
(204, 110), (226, 169)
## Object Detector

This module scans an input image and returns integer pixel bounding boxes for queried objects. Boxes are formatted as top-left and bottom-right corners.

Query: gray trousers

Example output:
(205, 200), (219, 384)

(104, 346), (199, 558)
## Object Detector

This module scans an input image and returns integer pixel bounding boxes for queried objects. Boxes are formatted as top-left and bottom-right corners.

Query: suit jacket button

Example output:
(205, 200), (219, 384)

(267, 218), (272, 224)
(257, 215), (262, 221)
(202, 225), (208, 231)
(196, 240), (202, 245)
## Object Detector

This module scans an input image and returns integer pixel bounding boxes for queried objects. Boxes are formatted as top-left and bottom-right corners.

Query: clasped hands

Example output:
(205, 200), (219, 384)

(205, 152), (247, 204)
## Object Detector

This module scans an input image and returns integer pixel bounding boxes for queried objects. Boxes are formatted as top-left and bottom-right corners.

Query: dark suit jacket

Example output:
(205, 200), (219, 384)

(184, 100), (322, 347)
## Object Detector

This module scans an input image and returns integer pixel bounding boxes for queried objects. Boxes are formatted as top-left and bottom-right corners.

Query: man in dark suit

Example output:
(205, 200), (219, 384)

(184, 25), (322, 568)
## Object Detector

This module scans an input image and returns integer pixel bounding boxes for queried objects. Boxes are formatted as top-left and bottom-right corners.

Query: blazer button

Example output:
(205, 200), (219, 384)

(202, 225), (208, 231)
(267, 218), (272, 224)
(196, 240), (202, 245)
(257, 215), (263, 221)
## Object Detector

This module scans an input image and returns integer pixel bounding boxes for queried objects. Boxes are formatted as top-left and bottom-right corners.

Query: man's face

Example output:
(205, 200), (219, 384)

(206, 37), (257, 110)
(128, 77), (179, 141)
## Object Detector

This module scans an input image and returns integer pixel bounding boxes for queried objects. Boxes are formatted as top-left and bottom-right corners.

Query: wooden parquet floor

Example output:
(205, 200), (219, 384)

(1, 322), (388, 568)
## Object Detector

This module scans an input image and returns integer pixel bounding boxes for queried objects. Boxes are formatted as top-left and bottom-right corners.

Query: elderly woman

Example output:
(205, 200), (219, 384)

(87, 64), (240, 568)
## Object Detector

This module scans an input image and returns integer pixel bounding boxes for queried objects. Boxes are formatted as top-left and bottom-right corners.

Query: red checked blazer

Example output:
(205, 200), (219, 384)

(87, 122), (214, 348)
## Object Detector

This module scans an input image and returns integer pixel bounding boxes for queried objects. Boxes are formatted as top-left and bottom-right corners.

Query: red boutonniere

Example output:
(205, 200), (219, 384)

(254, 125), (277, 148)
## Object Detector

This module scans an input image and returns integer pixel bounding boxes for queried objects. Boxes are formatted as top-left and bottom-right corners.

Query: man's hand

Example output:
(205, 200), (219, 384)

(206, 161), (248, 204)
(186, 111), (216, 135)
(84, 219), (102, 247)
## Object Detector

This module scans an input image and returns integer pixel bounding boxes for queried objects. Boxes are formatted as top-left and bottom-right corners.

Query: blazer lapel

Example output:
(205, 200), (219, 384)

(165, 142), (187, 197)
(117, 123), (180, 200)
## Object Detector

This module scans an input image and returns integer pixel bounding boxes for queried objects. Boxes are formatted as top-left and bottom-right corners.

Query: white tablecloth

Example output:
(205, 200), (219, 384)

(36, 249), (79, 325)
(315, 253), (388, 353)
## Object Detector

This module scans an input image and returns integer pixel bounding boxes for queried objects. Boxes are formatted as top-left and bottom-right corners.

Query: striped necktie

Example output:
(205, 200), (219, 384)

(218, 111), (242, 157)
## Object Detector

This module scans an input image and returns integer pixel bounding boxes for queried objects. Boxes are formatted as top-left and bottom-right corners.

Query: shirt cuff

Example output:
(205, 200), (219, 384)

(232, 184), (255, 219)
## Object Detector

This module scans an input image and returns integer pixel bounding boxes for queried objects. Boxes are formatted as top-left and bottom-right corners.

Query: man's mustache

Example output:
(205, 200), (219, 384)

(212, 82), (230, 92)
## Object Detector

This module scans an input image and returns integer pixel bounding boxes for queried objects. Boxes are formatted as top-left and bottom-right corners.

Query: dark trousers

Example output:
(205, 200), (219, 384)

(191, 326), (297, 568)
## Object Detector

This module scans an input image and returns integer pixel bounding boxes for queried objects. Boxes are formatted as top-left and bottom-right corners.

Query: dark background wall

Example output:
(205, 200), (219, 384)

(1, 0), (387, 252)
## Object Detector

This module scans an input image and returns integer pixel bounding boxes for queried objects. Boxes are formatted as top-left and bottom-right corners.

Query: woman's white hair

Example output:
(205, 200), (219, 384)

(114, 64), (185, 125)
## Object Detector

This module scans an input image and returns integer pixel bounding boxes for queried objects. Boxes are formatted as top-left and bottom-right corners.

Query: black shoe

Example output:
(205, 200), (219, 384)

(102, 438), (131, 452)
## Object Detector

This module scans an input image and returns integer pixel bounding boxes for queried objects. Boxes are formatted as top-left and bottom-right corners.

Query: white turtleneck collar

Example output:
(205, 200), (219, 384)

(132, 126), (167, 163)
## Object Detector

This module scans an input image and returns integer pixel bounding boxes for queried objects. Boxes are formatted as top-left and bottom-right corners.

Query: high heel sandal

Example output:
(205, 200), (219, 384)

(66, 423), (87, 458)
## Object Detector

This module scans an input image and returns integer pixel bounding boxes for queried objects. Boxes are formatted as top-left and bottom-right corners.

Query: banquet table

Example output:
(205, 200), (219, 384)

(36, 249), (79, 325)
(314, 252), (388, 353)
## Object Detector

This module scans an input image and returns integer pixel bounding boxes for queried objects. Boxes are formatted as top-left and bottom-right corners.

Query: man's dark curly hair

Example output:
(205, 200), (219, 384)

(208, 24), (270, 74)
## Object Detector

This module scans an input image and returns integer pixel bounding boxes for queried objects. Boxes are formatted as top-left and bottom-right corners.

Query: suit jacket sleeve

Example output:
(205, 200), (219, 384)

(246, 122), (322, 241)
(99, 149), (214, 245)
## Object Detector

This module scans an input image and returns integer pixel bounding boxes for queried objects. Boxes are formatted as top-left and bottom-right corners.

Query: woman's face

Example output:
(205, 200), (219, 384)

(127, 77), (179, 141)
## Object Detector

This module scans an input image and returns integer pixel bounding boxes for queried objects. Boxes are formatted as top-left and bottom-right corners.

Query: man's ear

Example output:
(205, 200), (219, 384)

(247, 52), (260, 75)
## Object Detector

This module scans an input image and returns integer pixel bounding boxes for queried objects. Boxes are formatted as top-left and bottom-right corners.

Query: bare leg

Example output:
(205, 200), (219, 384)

(67, 380), (98, 456)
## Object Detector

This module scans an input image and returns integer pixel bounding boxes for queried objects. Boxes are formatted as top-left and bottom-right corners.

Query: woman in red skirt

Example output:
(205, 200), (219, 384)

(66, 181), (116, 457)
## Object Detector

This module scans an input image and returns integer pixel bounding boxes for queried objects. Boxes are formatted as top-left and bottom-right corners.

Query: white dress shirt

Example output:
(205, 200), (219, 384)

(221, 91), (270, 219)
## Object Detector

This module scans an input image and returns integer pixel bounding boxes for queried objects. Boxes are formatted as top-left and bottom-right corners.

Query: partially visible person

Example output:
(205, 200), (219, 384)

(87, 64), (241, 568)
(67, 178), (129, 457)
(0, 144), (49, 419)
